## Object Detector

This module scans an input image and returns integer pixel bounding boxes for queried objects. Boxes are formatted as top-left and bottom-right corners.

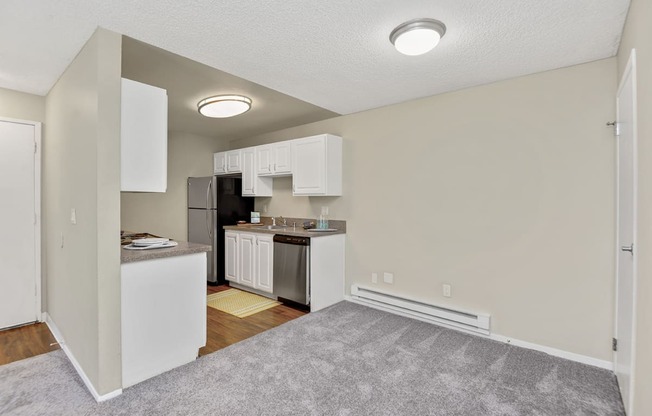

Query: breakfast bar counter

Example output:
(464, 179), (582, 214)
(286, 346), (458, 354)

(121, 241), (211, 263)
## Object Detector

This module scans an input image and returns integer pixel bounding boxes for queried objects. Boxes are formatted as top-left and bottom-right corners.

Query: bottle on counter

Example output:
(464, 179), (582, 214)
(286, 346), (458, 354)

(318, 206), (329, 229)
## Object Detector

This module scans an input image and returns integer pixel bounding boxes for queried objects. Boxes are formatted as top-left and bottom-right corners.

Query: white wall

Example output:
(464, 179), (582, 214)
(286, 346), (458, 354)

(617, 0), (652, 413)
(44, 28), (122, 395)
(120, 131), (229, 240)
(232, 58), (617, 362)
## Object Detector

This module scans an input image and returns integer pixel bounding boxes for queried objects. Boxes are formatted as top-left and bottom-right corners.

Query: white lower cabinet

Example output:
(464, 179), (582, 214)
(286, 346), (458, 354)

(225, 231), (274, 294)
(225, 231), (239, 282)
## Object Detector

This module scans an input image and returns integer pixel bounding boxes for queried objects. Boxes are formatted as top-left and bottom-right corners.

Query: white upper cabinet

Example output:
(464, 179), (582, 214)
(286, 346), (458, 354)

(292, 134), (342, 196)
(214, 150), (242, 175)
(214, 152), (227, 175)
(257, 141), (293, 177)
(242, 147), (272, 197)
(121, 78), (168, 192)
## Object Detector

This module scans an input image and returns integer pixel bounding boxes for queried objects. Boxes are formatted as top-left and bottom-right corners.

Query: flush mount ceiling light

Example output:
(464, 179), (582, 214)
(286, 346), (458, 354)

(198, 95), (252, 118)
(389, 18), (446, 56)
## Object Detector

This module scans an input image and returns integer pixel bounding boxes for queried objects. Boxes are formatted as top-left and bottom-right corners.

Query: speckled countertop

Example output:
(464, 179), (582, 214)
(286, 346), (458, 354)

(223, 217), (346, 238)
(121, 241), (211, 264)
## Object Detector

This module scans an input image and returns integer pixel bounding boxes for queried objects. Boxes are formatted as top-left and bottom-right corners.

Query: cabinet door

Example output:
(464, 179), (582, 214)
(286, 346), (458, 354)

(255, 234), (274, 293)
(256, 145), (273, 176)
(224, 232), (239, 282)
(121, 78), (168, 192)
(214, 152), (227, 175)
(238, 233), (256, 287)
(293, 136), (326, 195)
(273, 141), (292, 174)
(241, 148), (256, 196)
(226, 150), (242, 173)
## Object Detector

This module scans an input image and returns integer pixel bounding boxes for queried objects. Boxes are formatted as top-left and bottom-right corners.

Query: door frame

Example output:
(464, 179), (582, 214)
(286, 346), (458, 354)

(0, 116), (42, 324)
(613, 48), (637, 413)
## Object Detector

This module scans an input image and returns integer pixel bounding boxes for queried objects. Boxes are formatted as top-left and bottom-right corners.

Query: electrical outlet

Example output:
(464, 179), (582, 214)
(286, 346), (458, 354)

(70, 208), (76, 224)
(263, 204), (268, 213)
(383, 272), (394, 284)
(371, 273), (378, 284)
(321, 206), (329, 215)
(443, 284), (452, 298)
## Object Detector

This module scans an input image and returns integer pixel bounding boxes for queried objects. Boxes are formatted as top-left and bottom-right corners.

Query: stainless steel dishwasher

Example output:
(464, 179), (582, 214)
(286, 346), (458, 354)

(273, 234), (310, 305)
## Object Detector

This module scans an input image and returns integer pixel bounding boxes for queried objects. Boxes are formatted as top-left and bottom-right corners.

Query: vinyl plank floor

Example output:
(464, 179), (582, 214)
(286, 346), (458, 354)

(0, 322), (60, 365)
(200, 284), (306, 356)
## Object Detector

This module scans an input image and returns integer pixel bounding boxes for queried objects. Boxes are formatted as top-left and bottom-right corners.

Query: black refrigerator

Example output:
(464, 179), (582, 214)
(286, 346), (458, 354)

(187, 176), (254, 285)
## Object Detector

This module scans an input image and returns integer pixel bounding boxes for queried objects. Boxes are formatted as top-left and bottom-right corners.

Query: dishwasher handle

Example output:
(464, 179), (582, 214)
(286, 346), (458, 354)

(273, 234), (310, 246)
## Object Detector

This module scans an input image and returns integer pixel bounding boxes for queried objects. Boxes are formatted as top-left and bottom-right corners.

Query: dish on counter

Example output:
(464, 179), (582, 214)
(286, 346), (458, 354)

(131, 238), (170, 247)
(124, 241), (178, 250)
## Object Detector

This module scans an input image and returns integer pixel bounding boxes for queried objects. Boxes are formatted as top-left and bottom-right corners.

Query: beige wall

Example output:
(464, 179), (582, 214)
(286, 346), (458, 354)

(121, 131), (230, 240)
(618, 0), (652, 414)
(232, 58), (617, 362)
(44, 28), (122, 395)
(0, 87), (45, 122)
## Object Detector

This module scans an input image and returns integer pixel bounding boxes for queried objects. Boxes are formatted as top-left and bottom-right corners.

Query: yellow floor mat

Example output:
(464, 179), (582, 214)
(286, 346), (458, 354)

(207, 288), (281, 318)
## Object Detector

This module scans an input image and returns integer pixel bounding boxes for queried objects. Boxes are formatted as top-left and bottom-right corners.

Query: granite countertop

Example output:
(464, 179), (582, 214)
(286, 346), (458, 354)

(121, 241), (212, 264)
(223, 220), (346, 238)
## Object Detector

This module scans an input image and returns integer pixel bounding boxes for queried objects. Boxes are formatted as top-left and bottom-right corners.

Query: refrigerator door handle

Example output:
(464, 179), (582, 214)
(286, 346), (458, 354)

(206, 180), (213, 240)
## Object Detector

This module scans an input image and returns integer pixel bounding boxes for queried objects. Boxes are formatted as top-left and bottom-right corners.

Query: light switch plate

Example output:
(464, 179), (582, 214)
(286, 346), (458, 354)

(383, 272), (394, 284)
(371, 273), (378, 284)
(443, 284), (452, 298)
(70, 208), (76, 224)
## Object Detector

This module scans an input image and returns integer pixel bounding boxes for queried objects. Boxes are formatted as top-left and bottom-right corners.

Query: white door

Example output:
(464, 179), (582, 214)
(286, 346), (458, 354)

(224, 232), (239, 282)
(292, 136), (325, 195)
(0, 119), (40, 329)
(241, 148), (255, 196)
(255, 234), (274, 293)
(615, 49), (637, 415)
(239, 233), (256, 287)
(273, 141), (292, 174)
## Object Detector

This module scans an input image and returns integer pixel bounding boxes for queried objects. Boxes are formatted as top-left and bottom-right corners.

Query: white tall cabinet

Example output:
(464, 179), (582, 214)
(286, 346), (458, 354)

(120, 78), (168, 192)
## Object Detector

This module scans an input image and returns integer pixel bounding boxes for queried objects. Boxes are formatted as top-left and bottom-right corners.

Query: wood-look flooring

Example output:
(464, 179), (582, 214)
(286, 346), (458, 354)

(200, 284), (306, 356)
(0, 284), (306, 365)
(0, 322), (60, 365)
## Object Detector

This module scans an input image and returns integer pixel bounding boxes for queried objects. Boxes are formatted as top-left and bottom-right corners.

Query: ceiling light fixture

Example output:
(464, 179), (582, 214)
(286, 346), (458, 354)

(390, 18), (446, 56)
(198, 95), (252, 118)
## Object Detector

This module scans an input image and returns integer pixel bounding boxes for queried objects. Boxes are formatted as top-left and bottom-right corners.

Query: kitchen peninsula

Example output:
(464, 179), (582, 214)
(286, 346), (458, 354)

(120, 239), (211, 387)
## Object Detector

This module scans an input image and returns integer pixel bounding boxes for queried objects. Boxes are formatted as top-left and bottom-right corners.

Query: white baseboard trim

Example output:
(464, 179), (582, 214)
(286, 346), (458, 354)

(44, 312), (122, 402)
(344, 296), (613, 371)
(488, 333), (613, 370)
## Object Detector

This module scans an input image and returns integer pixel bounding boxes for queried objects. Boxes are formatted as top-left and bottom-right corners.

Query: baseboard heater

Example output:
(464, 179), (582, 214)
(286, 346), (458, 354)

(350, 284), (491, 335)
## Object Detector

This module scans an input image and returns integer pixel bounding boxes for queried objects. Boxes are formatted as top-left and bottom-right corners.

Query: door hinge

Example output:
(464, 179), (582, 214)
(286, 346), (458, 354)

(613, 338), (618, 352)
(607, 121), (620, 137)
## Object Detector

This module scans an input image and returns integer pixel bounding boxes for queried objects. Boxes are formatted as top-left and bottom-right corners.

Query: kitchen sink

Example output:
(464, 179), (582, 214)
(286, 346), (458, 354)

(259, 225), (287, 230)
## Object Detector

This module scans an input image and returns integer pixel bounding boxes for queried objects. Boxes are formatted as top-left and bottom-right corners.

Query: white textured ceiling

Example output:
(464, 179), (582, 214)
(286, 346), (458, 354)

(1, 0), (630, 115)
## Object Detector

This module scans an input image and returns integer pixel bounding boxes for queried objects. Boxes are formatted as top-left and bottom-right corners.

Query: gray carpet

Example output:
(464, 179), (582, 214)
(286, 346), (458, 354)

(1, 301), (624, 415)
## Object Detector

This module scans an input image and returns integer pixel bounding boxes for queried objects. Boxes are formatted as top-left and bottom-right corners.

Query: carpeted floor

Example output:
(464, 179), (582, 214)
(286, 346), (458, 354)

(0, 301), (624, 415)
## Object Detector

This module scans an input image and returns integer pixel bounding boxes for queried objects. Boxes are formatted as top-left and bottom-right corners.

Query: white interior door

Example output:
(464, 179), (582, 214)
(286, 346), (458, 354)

(615, 49), (637, 415)
(0, 118), (41, 329)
